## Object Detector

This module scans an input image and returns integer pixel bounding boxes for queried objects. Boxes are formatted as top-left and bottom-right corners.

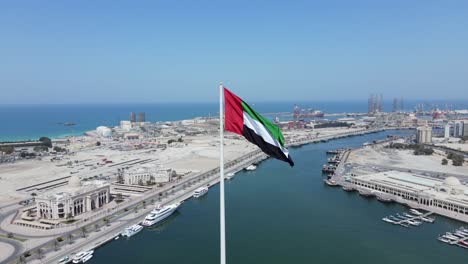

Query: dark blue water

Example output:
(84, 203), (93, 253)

(2, 100), (468, 141)
(88, 130), (467, 264)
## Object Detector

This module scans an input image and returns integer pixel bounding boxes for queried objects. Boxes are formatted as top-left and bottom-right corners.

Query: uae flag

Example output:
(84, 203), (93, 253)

(224, 87), (294, 167)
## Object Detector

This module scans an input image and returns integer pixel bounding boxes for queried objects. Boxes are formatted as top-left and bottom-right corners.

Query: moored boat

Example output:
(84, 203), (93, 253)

(420, 217), (435, 223)
(382, 217), (395, 224)
(193, 187), (208, 198)
(72, 250), (94, 263)
(58, 256), (70, 263)
(245, 165), (257, 171)
(409, 209), (423, 216)
(376, 196), (393, 203)
(324, 179), (338, 186)
(142, 202), (181, 227)
(358, 189), (374, 197)
(121, 224), (143, 237)
(342, 185), (355, 192)
(81, 254), (93, 263)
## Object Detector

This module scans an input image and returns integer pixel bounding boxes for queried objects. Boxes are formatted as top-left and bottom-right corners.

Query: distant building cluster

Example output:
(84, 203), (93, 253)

(123, 165), (176, 185)
(444, 120), (468, 139)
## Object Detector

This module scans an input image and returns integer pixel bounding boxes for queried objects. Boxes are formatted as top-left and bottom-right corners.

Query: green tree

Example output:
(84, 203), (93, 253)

(39, 137), (52, 148)
(442, 158), (448, 165)
(0, 146), (14, 154)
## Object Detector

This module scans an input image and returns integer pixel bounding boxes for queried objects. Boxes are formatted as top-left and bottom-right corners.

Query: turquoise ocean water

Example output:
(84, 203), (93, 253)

(1, 100), (468, 142)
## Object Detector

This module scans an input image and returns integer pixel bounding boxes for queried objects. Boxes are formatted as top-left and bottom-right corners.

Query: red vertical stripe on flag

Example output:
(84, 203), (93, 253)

(224, 87), (244, 135)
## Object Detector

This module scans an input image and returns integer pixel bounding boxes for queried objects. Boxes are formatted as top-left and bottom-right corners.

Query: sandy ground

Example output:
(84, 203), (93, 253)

(0, 126), (363, 206)
(348, 144), (468, 176)
(0, 134), (255, 205)
(435, 142), (468, 152)
(0, 241), (14, 262)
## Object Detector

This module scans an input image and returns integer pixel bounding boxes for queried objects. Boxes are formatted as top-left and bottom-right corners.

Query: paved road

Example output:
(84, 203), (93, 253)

(0, 237), (23, 264)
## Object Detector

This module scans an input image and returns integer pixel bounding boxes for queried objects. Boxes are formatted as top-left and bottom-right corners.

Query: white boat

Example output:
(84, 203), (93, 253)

(382, 217), (395, 224)
(409, 209), (423, 216)
(407, 219), (422, 226)
(438, 237), (451, 243)
(403, 213), (414, 218)
(226, 172), (235, 179)
(58, 256), (70, 263)
(193, 187), (208, 198)
(324, 179), (338, 186)
(142, 202), (180, 227)
(245, 165), (256, 171)
(420, 217), (435, 223)
(82, 254), (93, 263)
(72, 250), (94, 263)
(444, 233), (459, 240)
(121, 224), (143, 237)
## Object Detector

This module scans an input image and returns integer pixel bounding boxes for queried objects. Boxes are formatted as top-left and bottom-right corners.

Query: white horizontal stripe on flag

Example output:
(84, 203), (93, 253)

(243, 112), (290, 157)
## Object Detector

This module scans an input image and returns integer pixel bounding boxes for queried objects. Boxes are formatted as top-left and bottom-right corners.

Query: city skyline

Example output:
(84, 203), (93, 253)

(1, 1), (468, 104)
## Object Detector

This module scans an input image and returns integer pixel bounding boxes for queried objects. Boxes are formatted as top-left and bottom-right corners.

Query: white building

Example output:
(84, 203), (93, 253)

(444, 124), (451, 139)
(124, 133), (140, 140)
(124, 165), (175, 185)
(351, 171), (468, 222)
(96, 126), (113, 137)
(120, 121), (132, 131)
(34, 176), (111, 220)
(416, 126), (432, 144)
(454, 121), (465, 137)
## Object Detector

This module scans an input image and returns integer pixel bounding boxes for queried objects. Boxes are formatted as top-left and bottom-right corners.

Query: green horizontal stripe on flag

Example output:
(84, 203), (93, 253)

(241, 101), (285, 147)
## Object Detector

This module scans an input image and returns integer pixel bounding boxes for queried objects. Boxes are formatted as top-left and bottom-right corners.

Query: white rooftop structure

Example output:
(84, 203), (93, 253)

(351, 171), (468, 222)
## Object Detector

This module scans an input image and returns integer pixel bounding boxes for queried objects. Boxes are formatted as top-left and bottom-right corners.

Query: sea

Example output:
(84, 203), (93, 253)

(1, 101), (468, 263)
(1, 100), (468, 142)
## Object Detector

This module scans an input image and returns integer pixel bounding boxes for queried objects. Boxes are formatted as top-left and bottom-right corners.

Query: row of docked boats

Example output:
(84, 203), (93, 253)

(64, 186), (211, 263)
(381, 209), (434, 227)
(437, 227), (468, 248)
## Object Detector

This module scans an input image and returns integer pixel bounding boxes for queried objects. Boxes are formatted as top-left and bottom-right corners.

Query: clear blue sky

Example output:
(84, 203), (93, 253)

(1, 0), (467, 104)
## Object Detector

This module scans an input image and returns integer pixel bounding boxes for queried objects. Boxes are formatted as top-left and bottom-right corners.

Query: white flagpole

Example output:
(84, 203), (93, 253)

(219, 82), (226, 264)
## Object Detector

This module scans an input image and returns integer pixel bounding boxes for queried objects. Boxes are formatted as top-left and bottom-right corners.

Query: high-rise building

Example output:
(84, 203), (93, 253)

(130, 112), (136, 123)
(444, 124), (451, 139)
(416, 126), (432, 144)
(392, 98), (398, 112)
(453, 121), (468, 137)
(138, 112), (146, 123)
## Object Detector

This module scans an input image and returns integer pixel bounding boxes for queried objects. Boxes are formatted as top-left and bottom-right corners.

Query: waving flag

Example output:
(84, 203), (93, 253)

(224, 87), (294, 166)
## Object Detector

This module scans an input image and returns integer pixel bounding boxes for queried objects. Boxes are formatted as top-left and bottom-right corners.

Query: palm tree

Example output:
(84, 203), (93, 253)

(68, 233), (74, 244)
(36, 248), (43, 259)
(81, 226), (87, 238)
(103, 217), (110, 226)
(54, 239), (60, 251)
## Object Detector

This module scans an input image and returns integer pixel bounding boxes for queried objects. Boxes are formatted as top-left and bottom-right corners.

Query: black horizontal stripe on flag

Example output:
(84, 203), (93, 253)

(242, 125), (294, 167)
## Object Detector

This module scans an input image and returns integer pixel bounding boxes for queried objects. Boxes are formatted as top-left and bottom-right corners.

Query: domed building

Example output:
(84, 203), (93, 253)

(435, 177), (465, 195)
(33, 175), (111, 221)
